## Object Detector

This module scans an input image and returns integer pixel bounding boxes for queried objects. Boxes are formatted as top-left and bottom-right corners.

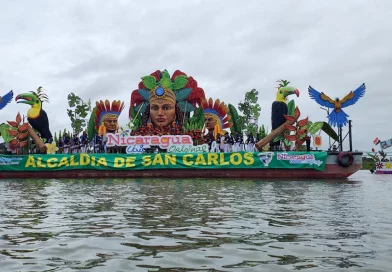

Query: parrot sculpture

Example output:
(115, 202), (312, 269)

(0, 90), (13, 110)
(15, 88), (53, 142)
(270, 82), (300, 149)
(308, 83), (366, 127)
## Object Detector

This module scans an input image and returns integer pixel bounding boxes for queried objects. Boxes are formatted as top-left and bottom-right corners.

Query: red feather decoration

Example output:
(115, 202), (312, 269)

(171, 70), (186, 80)
(201, 97), (233, 131)
(105, 100), (111, 112)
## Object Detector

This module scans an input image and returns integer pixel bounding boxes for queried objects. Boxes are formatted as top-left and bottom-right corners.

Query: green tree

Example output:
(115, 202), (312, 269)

(237, 89), (261, 135)
(67, 93), (91, 135)
(259, 124), (266, 138)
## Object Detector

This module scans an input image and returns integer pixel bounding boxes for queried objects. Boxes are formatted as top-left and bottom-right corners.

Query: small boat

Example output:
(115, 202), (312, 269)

(369, 138), (392, 174)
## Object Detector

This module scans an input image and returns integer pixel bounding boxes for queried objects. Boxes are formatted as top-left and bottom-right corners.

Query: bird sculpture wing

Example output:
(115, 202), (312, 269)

(0, 90), (13, 110)
(308, 86), (335, 108)
(340, 83), (366, 108)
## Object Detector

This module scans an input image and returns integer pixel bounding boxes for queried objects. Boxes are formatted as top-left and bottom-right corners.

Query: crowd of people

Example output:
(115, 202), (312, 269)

(56, 131), (107, 154)
(52, 130), (263, 154)
(204, 131), (261, 153)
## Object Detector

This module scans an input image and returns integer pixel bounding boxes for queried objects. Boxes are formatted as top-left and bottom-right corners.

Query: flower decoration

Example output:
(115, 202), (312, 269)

(45, 141), (59, 154)
(118, 126), (130, 137)
(385, 162), (391, 169)
(6, 112), (29, 150)
(313, 135), (322, 148)
(375, 162), (384, 169)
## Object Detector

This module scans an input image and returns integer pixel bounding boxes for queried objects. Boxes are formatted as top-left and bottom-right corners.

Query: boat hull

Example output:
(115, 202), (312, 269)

(0, 152), (362, 179)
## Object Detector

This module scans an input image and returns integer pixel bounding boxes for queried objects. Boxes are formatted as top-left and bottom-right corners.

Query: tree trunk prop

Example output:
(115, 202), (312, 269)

(28, 126), (47, 153)
(255, 120), (295, 151)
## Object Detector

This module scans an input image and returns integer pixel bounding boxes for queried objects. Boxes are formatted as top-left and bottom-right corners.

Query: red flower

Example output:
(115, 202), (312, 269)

(376, 162), (384, 169)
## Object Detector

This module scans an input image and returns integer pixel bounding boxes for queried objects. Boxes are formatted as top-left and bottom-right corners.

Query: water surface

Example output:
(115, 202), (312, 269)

(1, 170), (391, 271)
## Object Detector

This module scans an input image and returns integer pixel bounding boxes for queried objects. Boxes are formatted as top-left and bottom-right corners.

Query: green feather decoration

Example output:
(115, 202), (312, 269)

(287, 100), (295, 116)
(134, 103), (148, 114)
(131, 106), (142, 130)
(228, 104), (241, 133)
(174, 88), (192, 102)
(308, 121), (324, 135)
(178, 101), (195, 112)
(87, 107), (97, 141)
(141, 76), (157, 90)
(184, 106), (205, 131)
(138, 89), (150, 101)
(273, 134), (284, 142)
(304, 120), (313, 130)
(172, 75), (188, 90)
(308, 121), (338, 141)
(159, 70), (173, 90)
(0, 123), (14, 143)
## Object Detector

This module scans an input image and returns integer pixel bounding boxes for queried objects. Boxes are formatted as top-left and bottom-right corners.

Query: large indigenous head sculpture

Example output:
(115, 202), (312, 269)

(129, 70), (205, 132)
(94, 100), (125, 134)
(308, 83), (366, 127)
(201, 98), (233, 137)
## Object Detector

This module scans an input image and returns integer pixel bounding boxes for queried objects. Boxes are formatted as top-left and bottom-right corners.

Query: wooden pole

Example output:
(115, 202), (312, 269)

(27, 126), (47, 153)
(255, 120), (295, 151)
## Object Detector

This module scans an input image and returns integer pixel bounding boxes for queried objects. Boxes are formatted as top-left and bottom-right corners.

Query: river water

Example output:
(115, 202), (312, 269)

(0, 170), (391, 272)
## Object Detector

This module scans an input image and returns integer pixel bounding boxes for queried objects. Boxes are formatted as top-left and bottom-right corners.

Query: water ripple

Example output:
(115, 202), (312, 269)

(1, 171), (391, 271)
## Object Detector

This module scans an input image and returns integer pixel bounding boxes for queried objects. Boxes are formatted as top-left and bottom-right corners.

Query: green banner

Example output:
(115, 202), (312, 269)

(0, 152), (328, 172)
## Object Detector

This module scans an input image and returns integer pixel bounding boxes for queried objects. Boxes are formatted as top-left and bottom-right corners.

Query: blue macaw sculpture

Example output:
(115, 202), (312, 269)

(308, 83), (366, 127)
(0, 90), (13, 110)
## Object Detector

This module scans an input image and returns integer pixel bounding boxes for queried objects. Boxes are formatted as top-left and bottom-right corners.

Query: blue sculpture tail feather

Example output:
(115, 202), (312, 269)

(328, 109), (349, 127)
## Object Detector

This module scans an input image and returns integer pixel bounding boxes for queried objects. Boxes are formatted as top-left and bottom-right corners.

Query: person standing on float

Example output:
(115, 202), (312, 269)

(71, 133), (80, 154)
(63, 133), (70, 154)
(233, 131), (240, 152)
(93, 132), (101, 153)
(246, 132), (255, 151)
(80, 131), (89, 153)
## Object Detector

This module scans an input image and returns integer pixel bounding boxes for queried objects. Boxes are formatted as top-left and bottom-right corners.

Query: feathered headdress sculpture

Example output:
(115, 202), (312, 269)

(129, 69), (206, 127)
(87, 100), (124, 138)
(201, 98), (233, 136)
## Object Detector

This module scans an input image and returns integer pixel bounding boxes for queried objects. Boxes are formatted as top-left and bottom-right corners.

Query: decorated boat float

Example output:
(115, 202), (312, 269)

(368, 137), (392, 174)
(0, 70), (366, 179)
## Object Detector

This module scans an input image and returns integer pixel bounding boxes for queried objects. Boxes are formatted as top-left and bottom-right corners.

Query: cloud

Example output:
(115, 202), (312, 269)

(1, 0), (391, 152)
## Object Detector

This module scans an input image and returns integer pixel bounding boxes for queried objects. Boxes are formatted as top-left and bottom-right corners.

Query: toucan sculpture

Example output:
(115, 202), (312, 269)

(270, 83), (299, 149)
(15, 88), (53, 142)
(0, 90), (13, 110)
(308, 83), (366, 127)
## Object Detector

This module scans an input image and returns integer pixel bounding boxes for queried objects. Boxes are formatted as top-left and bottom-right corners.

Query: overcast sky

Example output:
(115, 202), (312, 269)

(1, 0), (391, 152)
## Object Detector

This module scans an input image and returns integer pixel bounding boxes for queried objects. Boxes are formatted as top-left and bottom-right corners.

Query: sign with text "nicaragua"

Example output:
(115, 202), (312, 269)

(0, 152), (328, 172)
(106, 134), (209, 154)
